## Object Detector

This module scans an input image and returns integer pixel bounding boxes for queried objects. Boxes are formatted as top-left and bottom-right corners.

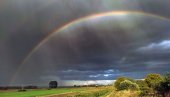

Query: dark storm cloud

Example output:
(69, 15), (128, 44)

(14, 13), (170, 84)
(1, 0), (170, 86)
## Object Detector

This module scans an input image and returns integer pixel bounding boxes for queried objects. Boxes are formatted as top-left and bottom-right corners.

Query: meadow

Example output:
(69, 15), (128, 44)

(0, 86), (113, 97)
(0, 87), (86, 97)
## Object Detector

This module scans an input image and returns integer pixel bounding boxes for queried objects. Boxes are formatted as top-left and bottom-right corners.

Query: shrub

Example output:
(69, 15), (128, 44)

(119, 80), (139, 91)
(136, 80), (148, 88)
(114, 77), (128, 90)
(145, 73), (163, 90)
(18, 89), (27, 92)
(139, 87), (153, 96)
(156, 72), (170, 96)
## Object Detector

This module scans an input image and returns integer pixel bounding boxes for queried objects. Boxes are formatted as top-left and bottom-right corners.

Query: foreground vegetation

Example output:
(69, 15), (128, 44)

(1, 73), (170, 97)
(112, 72), (170, 97)
(74, 86), (113, 97)
(109, 90), (140, 97)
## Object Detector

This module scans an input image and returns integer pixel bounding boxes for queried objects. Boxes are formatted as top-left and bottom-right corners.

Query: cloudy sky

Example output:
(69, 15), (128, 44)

(1, 0), (170, 86)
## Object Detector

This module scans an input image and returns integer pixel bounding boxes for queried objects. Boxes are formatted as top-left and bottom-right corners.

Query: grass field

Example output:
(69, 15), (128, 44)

(73, 86), (113, 97)
(0, 87), (87, 97)
(108, 90), (140, 97)
(0, 87), (113, 97)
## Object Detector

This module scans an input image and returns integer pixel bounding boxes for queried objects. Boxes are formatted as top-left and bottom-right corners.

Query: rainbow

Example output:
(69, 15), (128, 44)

(10, 11), (170, 84)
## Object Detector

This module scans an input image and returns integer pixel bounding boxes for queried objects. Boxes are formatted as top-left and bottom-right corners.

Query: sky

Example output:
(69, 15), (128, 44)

(1, 0), (170, 86)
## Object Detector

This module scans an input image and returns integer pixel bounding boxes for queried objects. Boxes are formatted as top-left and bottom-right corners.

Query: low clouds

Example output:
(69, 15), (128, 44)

(137, 40), (170, 53)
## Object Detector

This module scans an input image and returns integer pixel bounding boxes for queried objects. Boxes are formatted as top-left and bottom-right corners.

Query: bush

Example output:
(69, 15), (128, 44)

(18, 89), (27, 92)
(114, 77), (128, 90)
(145, 73), (163, 90)
(139, 87), (153, 96)
(114, 77), (136, 90)
(156, 72), (170, 96)
(136, 80), (148, 88)
(119, 80), (139, 91)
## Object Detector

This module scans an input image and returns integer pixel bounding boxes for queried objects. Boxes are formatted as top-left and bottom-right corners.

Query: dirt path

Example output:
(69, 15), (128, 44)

(40, 89), (100, 97)
(39, 92), (77, 97)
(41, 88), (98, 97)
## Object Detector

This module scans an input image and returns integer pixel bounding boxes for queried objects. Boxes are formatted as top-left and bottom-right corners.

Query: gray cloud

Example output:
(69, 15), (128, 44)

(137, 40), (170, 53)
(1, 0), (170, 86)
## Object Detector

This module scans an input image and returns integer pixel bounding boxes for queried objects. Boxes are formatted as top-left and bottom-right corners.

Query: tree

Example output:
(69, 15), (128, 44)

(119, 80), (139, 90)
(114, 77), (136, 90)
(114, 77), (127, 90)
(136, 80), (151, 96)
(136, 80), (148, 88)
(145, 73), (163, 90)
(156, 73), (170, 97)
(49, 81), (58, 88)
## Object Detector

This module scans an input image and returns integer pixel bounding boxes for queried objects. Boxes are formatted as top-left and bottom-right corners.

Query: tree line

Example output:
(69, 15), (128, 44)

(114, 72), (170, 97)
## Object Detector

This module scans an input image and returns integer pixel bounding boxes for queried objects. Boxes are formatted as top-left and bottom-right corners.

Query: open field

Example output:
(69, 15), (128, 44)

(0, 86), (113, 97)
(0, 87), (86, 97)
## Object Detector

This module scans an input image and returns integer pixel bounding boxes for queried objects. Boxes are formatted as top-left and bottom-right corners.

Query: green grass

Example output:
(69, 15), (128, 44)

(0, 87), (114, 97)
(74, 86), (113, 97)
(109, 90), (140, 97)
(0, 88), (85, 97)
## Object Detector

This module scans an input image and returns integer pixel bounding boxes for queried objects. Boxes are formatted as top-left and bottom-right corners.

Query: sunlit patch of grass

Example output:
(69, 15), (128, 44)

(109, 90), (140, 97)
(74, 86), (113, 97)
